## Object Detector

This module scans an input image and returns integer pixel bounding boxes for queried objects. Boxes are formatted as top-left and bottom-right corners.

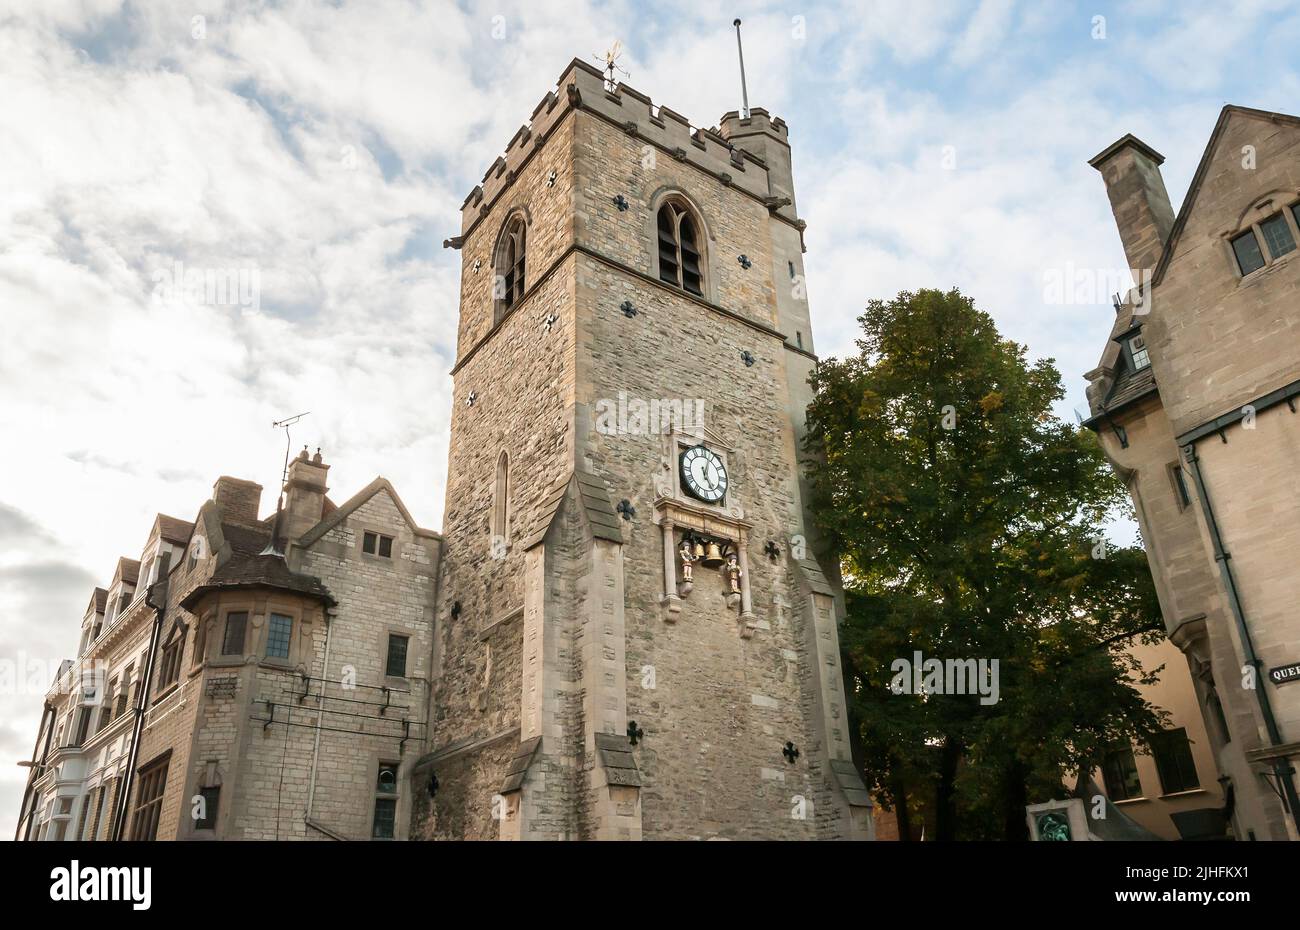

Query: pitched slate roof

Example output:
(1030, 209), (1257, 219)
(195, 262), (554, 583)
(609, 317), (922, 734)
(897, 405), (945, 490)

(1103, 362), (1158, 412)
(155, 513), (195, 545)
(181, 520), (335, 610)
(90, 587), (108, 613)
(116, 557), (140, 585)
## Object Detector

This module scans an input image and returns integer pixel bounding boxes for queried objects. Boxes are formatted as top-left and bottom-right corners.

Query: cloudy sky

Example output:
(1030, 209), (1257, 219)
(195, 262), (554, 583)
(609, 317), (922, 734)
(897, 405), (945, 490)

(2, 0), (1298, 836)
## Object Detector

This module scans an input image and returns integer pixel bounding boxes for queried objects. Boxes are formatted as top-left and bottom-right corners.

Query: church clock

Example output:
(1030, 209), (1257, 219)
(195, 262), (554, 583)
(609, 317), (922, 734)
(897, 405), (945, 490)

(680, 444), (727, 503)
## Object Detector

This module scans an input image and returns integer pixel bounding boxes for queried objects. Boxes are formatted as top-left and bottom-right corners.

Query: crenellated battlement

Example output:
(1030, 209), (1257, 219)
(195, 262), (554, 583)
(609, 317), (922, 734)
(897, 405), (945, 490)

(459, 58), (794, 237)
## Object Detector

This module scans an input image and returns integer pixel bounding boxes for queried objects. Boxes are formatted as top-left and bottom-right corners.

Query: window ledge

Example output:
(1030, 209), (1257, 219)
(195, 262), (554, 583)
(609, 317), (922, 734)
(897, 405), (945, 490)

(206, 656), (248, 669)
(1158, 788), (1207, 800)
(1237, 249), (1296, 284)
(1112, 796), (1150, 806)
(151, 683), (180, 707)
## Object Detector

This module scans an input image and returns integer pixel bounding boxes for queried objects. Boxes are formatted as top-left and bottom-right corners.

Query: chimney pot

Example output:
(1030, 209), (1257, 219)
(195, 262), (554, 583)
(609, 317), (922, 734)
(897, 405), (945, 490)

(282, 451), (330, 541)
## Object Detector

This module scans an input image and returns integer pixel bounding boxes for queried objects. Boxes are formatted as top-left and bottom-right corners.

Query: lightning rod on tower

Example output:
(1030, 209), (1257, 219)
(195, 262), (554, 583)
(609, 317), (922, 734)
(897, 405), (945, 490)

(733, 18), (750, 118)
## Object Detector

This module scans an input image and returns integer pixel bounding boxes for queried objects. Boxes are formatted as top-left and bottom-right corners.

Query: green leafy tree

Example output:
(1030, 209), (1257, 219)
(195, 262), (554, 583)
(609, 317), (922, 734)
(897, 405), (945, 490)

(805, 289), (1166, 840)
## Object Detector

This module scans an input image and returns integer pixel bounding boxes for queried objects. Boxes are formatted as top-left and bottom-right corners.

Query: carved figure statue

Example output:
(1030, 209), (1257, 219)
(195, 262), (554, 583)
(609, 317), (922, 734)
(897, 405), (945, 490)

(679, 538), (697, 582)
(725, 552), (742, 594)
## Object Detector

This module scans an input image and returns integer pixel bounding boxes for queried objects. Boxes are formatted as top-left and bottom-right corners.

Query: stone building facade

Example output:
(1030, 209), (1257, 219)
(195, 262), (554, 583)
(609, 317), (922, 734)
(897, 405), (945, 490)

(1083, 106), (1300, 840)
(1086, 636), (1223, 840)
(16, 549), (159, 842)
(411, 59), (872, 840)
(16, 453), (440, 841)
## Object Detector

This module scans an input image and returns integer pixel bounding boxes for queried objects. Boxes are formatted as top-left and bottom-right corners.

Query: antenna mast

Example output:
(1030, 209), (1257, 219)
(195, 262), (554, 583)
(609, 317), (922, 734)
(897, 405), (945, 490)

(733, 18), (750, 118)
(264, 411), (310, 557)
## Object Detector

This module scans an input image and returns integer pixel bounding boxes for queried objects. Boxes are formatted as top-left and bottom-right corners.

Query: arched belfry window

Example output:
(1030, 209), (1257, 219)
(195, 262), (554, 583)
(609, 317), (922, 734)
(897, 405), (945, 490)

(657, 199), (704, 296)
(495, 215), (527, 322)
(491, 451), (510, 548)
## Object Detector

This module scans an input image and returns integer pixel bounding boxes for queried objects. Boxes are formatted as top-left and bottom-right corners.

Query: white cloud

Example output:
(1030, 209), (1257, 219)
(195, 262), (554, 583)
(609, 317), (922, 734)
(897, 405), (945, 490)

(951, 0), (1018, 69)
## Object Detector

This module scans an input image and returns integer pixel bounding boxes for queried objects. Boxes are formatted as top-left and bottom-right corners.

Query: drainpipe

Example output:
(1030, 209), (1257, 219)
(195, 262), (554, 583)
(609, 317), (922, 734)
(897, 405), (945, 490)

(305, 607), (335, 822)
(15, 702), (56, 840)
(110, 553), (171, 841)
(1182, 443), (1300, 834)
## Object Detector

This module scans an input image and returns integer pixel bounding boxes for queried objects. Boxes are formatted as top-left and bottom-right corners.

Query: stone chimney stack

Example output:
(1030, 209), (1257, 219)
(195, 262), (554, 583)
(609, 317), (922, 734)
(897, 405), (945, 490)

(1088, 134), (1175, 279)
(212, 476), (263, 527)
(283, 446), (329, 542)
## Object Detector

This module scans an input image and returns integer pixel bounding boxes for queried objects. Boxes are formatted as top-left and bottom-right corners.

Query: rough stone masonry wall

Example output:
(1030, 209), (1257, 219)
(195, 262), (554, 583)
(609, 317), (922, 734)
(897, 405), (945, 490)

(422, 77), (848, 839)
(418, 191), (580, 837)
(235, 659), (321, 840)
(574, 267), (816, 837)
(572, 109), (778, 332)
(295, 489), (438, 840)
(573, 107), (827, 836)
(174, 589), (326, 841)
(456, 113), (577, 356)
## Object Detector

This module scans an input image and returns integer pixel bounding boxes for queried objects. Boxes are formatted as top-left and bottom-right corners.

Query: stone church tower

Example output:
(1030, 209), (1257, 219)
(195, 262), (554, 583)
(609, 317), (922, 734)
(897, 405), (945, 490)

(412, 58), (873, 840)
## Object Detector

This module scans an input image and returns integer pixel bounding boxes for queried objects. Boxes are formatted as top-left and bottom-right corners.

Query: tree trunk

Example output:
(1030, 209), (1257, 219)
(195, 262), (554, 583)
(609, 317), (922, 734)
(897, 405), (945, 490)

(1003, 761), (1029, 841)
(935, 738), (962, 841)
(892, 775), (912, 841)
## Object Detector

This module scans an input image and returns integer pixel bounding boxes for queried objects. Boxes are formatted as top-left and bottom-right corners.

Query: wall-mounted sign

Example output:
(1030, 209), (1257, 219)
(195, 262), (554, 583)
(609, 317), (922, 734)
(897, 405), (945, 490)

(1268, 662), (1300, 686)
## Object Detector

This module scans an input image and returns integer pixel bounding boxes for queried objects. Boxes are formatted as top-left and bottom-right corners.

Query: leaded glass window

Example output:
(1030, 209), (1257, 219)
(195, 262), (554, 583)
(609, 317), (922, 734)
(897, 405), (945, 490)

(1231, 229), (1266, 275)
(1259, 211), (1296, 259)
(265, 613), (292, 659)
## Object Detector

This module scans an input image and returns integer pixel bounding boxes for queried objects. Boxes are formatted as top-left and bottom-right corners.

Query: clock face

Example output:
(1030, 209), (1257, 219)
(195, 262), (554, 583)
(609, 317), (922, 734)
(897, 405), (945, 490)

(680, 445), (728, 503)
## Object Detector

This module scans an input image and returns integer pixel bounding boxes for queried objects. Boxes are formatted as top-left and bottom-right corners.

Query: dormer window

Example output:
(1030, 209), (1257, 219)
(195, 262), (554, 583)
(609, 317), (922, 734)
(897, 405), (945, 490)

(657, 199), (704, 296)
(1128, 334), (1150, 370)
